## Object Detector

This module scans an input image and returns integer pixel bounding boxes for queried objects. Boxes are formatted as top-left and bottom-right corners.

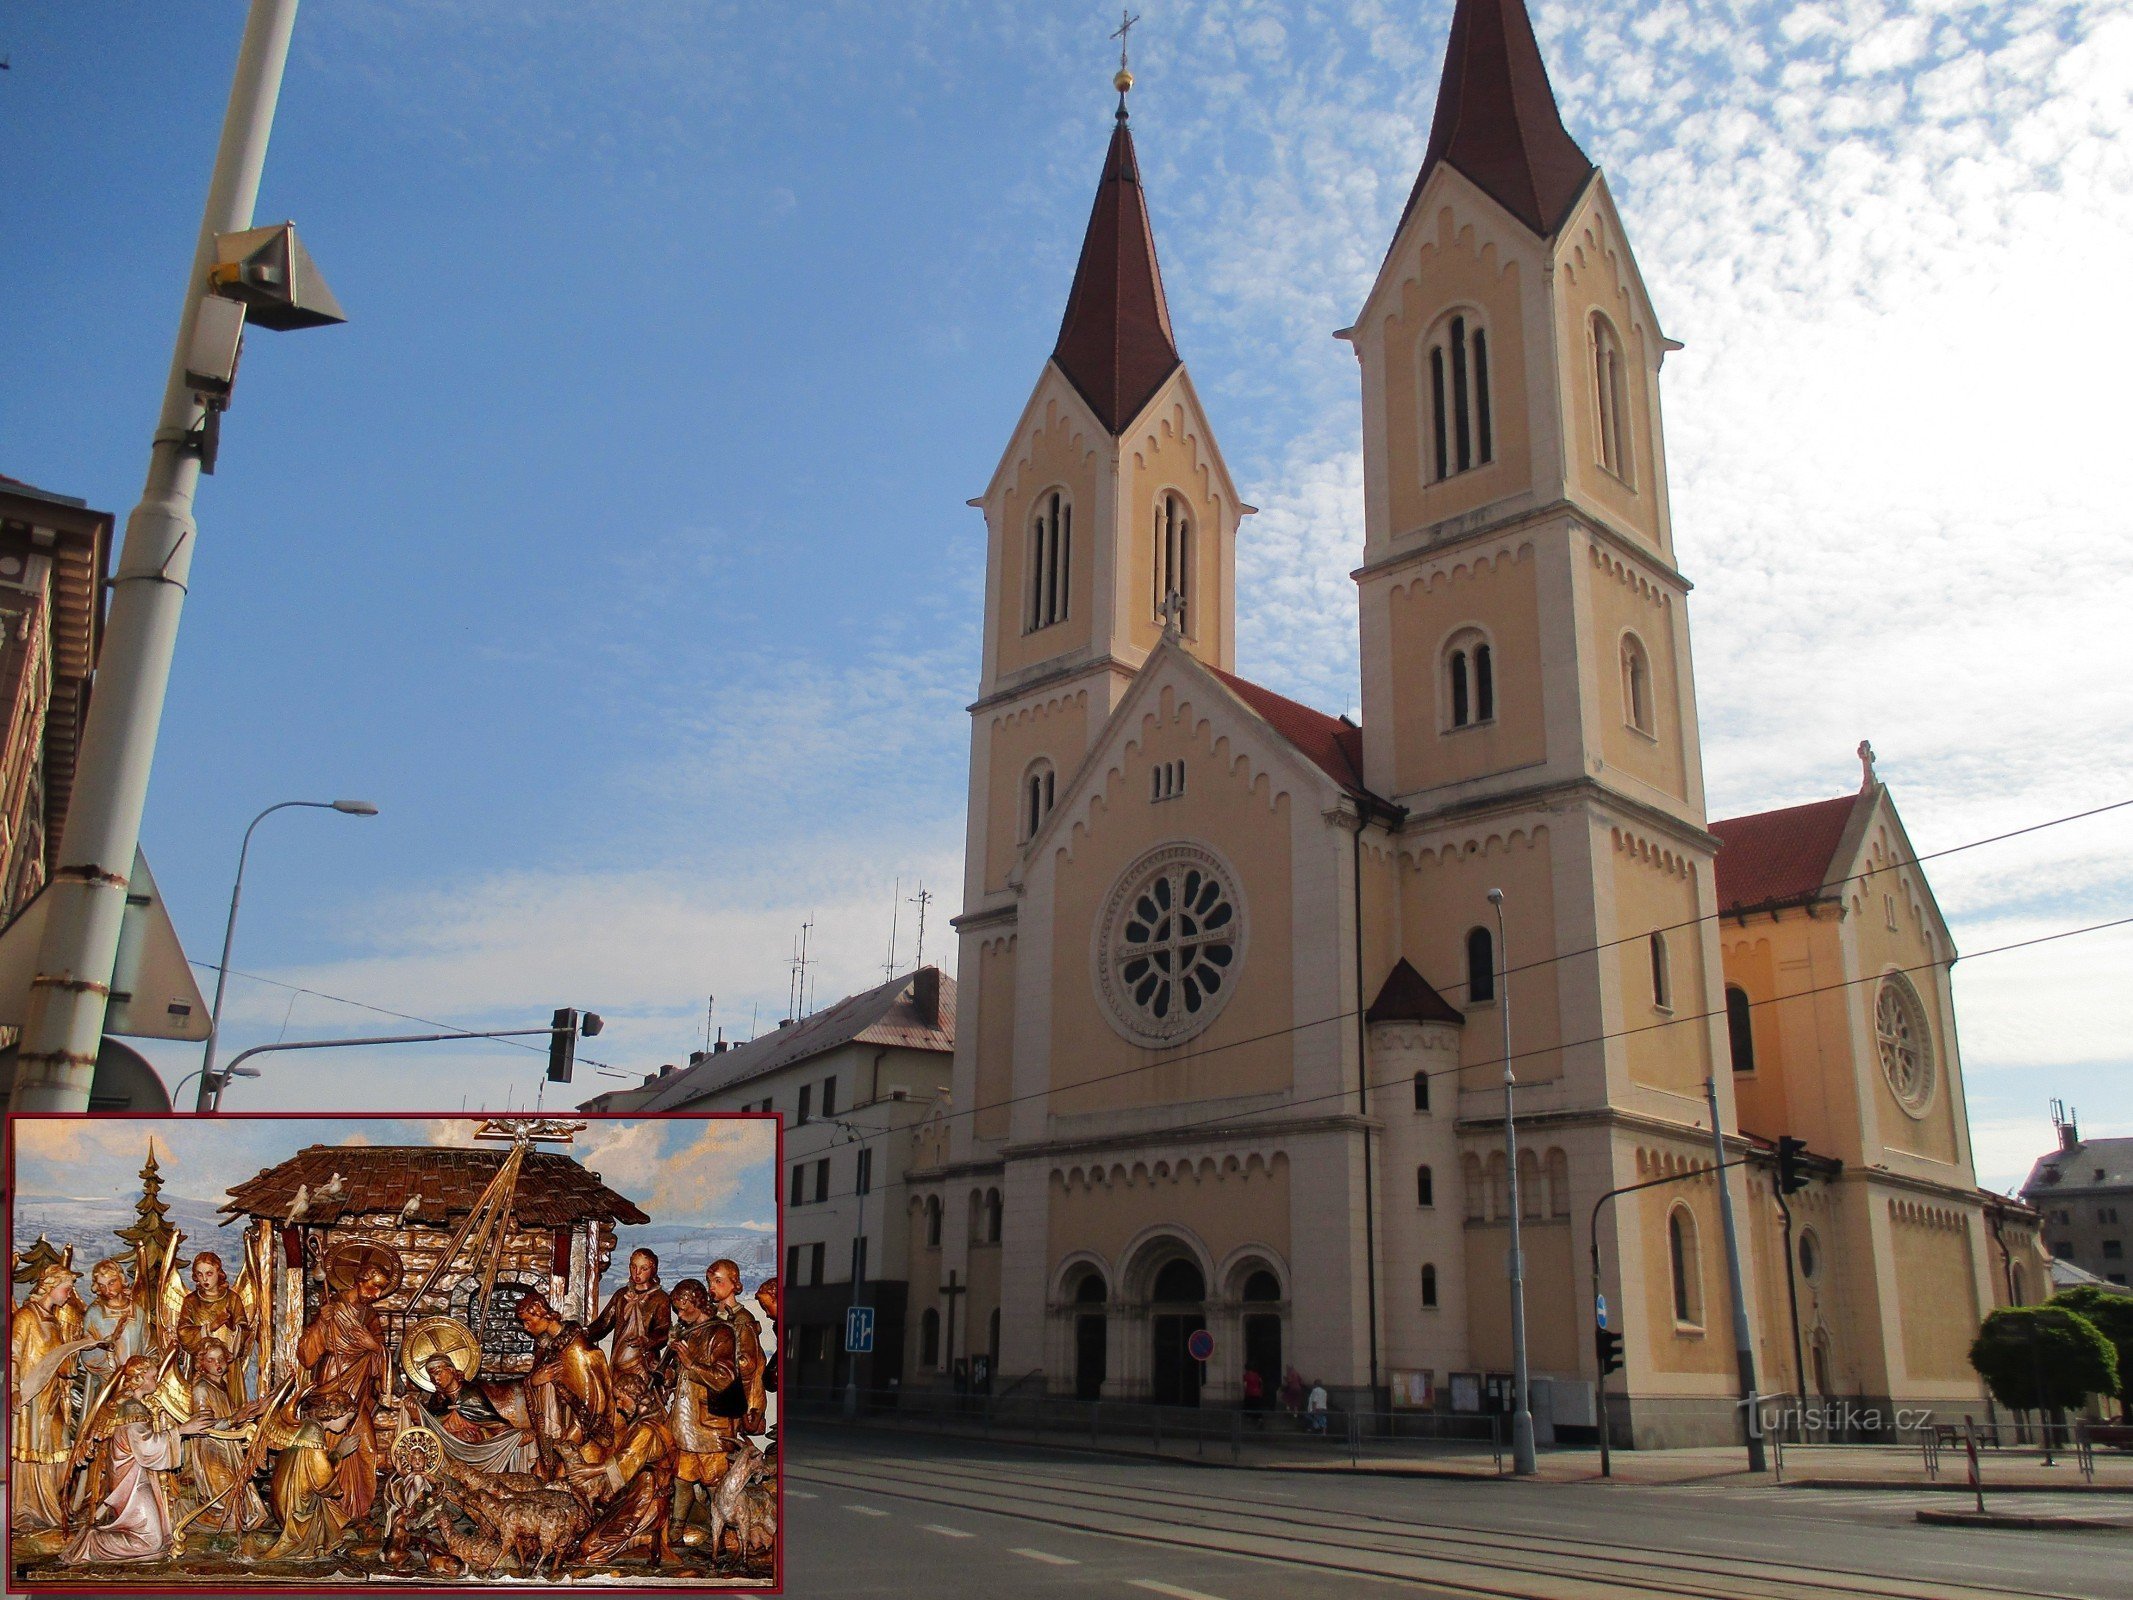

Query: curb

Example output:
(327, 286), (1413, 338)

(1788, 1478), (2133, 1496)
(1915, 1507), (2131, 1531)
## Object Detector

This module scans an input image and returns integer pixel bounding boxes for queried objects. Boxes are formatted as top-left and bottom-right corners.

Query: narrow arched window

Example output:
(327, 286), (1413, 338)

(925, 1195), (942, 1248)
(1417, 1164), (1434, 1208)
(1023, 760), (1056, 842)
(1412, 1070), (1430, 1112)
(1668, 1205), (1702, 1326)
(1518, 1148), (1542, 1220)
(1462, 1154), (1484, 1219)
(1027, 490), (1071, 630)
(1450, 648), (1471, 726)
(1466, 925), (1496, 1005)
(1621, 633), (1652, 734)
(1725, 985), (1755, 1073)
(1475, 643), (1494, 722)
(1446, 630), (1494, 729)
(1421, 1263), (1439, 1309)
(1427, 312), (1494, 482)
(1649, 930), (1671, 1010)
(1546, 1148), (1570, 1218)
(1154, 492), (1191, 632)
(1485, 1152), (1507, 1220)
(921, 1307), (941, 1366)
(986, 1188), (1003, 1244)
(1592, 314), (1633, 485)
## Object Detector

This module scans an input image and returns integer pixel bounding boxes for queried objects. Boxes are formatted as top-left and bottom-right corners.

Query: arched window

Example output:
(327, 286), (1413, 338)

(1545, 1148), (1570, 1218)
(985, 1188), (1003, 1244)
(1151, 1258), (1206, 1304)
(1446, 631), (1496, 729)
(1421, 1263), (1439, 1309)
(1668, 1204), (1702, 1327)
(1241, 1270), (1282, 1303)
(1023, 760), (1056, 842)
(1649, 931), (1671, 1010)
(1797, 1228), (1821, 1282)
(1150, 759), (1186, 802)
(1074, 1270), (1108, 1304)
(1621, 633), (1653, 734)
(1725, 986), (1755, 1073)
(1466, 926), (1496, 1005)
(1154, 492), (1191, 632)
(1027, 489), (1072, 630)
(1412, 1070), (1430, 1112)
(1462, 1153), (1484, 1220)
(1485, 1151), (1507, 1221)
(1427, 311), (1494, 482)
(921, 1307), (941, 1366)
(924, 1195), (941, 1248)
(1518, 1148), (1542, 1219)
(2010, 1263), (2027, 1307)
(1592, 314), (1633, 485)
(1416, 1164), (1435, 1208)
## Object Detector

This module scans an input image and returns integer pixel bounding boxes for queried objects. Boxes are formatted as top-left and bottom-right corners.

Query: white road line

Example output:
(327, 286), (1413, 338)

(846, 1504), (890, 1517)
(1012, 1548), (1081, 1565)
(787, 1489), (819, 1500)
(1128, 1582), (1230, 1600)
(924, 1524), (977, 1539)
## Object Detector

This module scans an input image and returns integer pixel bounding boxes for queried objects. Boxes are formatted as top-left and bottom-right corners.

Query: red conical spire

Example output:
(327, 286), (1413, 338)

(1396, 0), (1594, 241)
(1053, 107), (1182, 436)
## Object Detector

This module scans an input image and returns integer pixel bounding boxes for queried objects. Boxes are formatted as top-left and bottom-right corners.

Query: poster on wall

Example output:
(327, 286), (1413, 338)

(1387, 1368), (1435, 1410)
(6, 1112), (779, 1593)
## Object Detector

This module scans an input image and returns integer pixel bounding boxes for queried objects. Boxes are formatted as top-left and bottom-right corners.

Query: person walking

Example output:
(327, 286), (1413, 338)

(1307, 1380), (1329, 1436)
(1280, 1365), (1305, 1420)
(1241, 1366), (1265, 1426)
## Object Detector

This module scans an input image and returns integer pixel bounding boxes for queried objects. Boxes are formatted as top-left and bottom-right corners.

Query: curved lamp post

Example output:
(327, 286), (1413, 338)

(195, 798), (377, 1112)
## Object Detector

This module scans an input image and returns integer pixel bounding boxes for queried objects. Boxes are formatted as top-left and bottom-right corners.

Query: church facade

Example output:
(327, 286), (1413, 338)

(903, 0), (2045, 1445)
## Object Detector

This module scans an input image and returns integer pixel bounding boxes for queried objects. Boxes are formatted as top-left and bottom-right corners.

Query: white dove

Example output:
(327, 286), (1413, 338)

(397, 1192), (422, 1225)
(285, 1184), (310, 1225)
(321, 1171), (346, 1199)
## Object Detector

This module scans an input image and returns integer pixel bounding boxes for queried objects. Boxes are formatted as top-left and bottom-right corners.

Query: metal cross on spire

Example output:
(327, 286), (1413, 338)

(1112, 9), (1140, 116)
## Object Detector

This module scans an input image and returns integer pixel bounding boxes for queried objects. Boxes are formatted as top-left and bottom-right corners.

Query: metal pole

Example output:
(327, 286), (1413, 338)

(202, 1024), (566, 1105)
(1590, 1229), (1612, 1479)
(1704, 1075), (1767, 1471)
(1490, 889), (1537, 1476)
(1775, 1189), (1807, 1439)
(13, 0), (303, 1112)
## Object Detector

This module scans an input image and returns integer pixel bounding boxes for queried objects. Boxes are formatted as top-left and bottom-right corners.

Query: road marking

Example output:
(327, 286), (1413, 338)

(845, 1504), (890, 1517)
(1012, 1548), (1080, 1565)
(924, 1523), (976, 1539)
(787, 1489), (819, 1500)
(1128, 1583), (1230, 1600)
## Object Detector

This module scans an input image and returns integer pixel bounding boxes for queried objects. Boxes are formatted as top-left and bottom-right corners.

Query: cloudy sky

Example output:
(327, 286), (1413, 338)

(5, 1), (2128, 1190)
(8, 1115), (776, 1235)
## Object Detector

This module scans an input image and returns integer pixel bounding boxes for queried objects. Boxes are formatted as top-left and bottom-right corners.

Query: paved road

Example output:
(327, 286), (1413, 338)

(781, 1428), (2130, 1599)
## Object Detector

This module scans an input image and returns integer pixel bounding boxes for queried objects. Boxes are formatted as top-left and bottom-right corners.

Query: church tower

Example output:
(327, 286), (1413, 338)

(953, 77), (1245, 1156)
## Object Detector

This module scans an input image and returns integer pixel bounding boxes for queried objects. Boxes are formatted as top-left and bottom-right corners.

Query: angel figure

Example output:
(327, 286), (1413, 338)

(61, 1355), (220, 1565)
(12, 1262), (99, 1536)
(183, 1342), (270, 1534)
(175, 1250), (255, 1405)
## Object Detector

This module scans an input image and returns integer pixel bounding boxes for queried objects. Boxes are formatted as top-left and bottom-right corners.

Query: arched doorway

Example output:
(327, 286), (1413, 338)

(1072, 1270), (1107, 1401)
(1150, 1257), (1206, 1408)
(1240, 1268), (1282, 1406)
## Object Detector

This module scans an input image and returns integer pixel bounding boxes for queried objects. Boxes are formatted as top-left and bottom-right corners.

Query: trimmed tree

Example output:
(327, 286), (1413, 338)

(1969, 1305), (2119, 1415)
(2051, 1286), (2133, 1416)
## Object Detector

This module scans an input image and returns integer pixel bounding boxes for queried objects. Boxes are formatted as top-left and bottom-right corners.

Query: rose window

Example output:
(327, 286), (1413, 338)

(1875, 974), (1935, 1116)
(1094, 844), (1246, 1046)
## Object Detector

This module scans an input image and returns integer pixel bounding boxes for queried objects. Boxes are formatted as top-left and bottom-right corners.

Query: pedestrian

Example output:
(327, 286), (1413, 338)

(1280, 1364), (1305, 1420)
(1307, 1380), (1329, 1436)
(1241, 1366), (1265, 1425)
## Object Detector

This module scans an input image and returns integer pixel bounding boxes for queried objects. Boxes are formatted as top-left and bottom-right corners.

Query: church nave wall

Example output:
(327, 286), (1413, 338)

(1606, 826), (1715, 1103)
(1583, 542), (1690, 810)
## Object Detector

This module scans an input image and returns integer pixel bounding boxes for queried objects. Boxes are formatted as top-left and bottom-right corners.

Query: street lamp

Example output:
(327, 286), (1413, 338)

(196, 798), (378, 1112)
(1489, 887), (1538, 1476)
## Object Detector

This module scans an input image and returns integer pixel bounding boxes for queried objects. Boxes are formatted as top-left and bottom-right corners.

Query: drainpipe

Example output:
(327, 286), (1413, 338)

(1351, 815), (1381, 1405)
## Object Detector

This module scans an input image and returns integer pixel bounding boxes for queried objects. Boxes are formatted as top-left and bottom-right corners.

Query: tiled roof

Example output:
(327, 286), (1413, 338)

(1207, 666), (1373, 799)
(220, 1146), (649, 1228)
(1053, 115), (1182, 435)
(1366, 958), (1466, 1027)
(1709, 793), (1861, 916)
(1396, 0), (1594, 243)
(2022, 1137), (2133, 1198)
(616, 968), (955, 1114)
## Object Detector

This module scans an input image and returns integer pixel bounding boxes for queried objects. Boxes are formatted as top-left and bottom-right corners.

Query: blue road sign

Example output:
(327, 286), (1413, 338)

(844, 1304), (876, 1354)
(1596, 1293), (1608, 1329)
(1186, 1328), (1215, 1363)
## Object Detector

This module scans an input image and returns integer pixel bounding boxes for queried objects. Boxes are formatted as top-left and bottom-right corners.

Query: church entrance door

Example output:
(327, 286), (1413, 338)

(1075, 1313), (1106, 1401)
(1243, 1313), (1281, 1396)
(1151, 1314), (1204, 1407)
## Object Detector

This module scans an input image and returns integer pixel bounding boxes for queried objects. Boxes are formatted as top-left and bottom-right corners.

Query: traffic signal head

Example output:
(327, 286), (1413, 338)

(1595, 1326), (1624, 1377)
(1776, 1135), (1810, 1195)
(547, 1008), (578, 1083)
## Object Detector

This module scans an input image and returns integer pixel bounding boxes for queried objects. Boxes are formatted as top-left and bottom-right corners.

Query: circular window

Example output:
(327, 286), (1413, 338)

(1093, 842), (1245, 1047)
(1797, 1229), (1820, 1282)
(1875, 973), (1935, 1117)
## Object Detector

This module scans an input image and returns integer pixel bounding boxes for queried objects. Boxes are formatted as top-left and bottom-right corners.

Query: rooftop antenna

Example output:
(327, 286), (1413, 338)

(750, 1000), (759, 1040)
(704, 993), (716, 1055)
(885, 876), (901, 982)
(909, 884), (934, 971)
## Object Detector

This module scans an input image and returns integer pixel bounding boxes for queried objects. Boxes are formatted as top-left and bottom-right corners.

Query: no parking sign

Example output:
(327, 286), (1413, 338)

(1186, 1328), (1215, 1364)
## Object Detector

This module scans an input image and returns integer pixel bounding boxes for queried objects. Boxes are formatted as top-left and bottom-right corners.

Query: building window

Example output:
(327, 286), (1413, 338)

(1150, 759), (1186, 802)
(1621, 633), (1652, 735)
(1649, 931), (1671, 1011)
(1725, 986), (1755, 1073)
(789, 1166), (805, 1207)
(1884, 893), (1899, 931)
(1417, 1165), (1435, 1208)
(1095, 842), (1243, 1047)
(1545, 1148), (1569, 1218)
(1519, 1148), (1543, 1220)
(821, 1076), (837, 1118)
(1466, 925), (1496, 1005)
(1023, 760), (1057, 841)
(797, 1085), (812, 1126)
(2102, 1208), (2121, 1225)
(925, 1196), (942, 1248)
(851, 1235), (869, 1285)
(1462, 1154), (1484, 1220)
(1027, 489), (1071, 631)
(856, 1146), (874, 1195)
(1446, 632), (1495, 729)
(921, 1308), (941, 1366)
(1154, 492), (1191, 631)
(2106, 1240), (2124, 1260)
(808, 1242), (826, 1286)
(1875, 972), (1936, 1115)
(1421, 1263), (1439, 1309)
(1485, 1152), (1507, 1220)
(986, 1188), (1003, 1244)
(1797, 1229), (1821, 1282)
(1426, 311), (1494, 482)
(1669, 1205), (1702, 1327)
(1413, 1070), (1430, 1112)
(813, 1158), (829, 1203)
(2010, 1263), (2027, 1306)
(1592, 313), (1633, 485)
(785, 1244), (799, 1285)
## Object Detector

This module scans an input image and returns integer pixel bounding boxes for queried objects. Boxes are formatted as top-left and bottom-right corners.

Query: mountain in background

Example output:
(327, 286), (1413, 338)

(12, 1191), (235, 1269)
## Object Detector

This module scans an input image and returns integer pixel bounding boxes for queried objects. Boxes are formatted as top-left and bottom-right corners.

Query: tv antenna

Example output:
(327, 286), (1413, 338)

(703, 993), (716, 1054)
(909, 884), (933, 971)
(884, 876), (902, 981)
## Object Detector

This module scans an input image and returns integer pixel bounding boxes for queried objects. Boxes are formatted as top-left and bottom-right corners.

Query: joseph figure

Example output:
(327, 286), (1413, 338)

(586, 1248), (671, 1392)
(11, 1263), (89, 1535)
(294, 1250), (395, 1526)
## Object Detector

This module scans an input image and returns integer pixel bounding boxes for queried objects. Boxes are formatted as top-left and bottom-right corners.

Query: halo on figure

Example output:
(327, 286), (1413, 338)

(322, 1240), (400, 1294)
(390, 1420), (446, 1477)
(399, 1315), (482, 1392)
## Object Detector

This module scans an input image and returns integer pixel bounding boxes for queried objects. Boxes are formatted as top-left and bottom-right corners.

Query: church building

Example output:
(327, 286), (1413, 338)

(902, 0), (2045, 1445)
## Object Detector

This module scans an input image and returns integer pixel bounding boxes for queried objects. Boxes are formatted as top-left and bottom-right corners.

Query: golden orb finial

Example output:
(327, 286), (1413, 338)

(1114, 67), (1134, 94)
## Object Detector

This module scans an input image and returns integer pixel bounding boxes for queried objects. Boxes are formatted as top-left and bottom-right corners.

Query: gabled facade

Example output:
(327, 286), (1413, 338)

(910, 0), (2015, 1446)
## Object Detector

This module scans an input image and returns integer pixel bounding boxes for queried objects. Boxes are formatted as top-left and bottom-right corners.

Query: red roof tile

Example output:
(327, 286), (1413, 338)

(1395, 0), (1594, 243)
(1709, 793), (1862, 915)
(1207, 666), (1372, 798)
(1366, 958), (1466, 1027)
(220, 1145), (649, 1228)
(1053, 115), (1182, 435)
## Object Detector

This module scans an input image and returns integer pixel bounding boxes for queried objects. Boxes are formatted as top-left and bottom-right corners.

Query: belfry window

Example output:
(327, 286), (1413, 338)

(1027, 490), (1072, 631)
(1023, 760), (1056, 842)
(1592, 314), (1634, 485)
(1649, 930), (1672, 1011)
(1447, 631), (1495, 729)
(1669, 1204), (1703, 1327)
(1154, 492), (1191, 632)
(1417, 1164), (1435, 1208)
(1421, 1264), (1439, 1308)
(1427, 312), (1494, 482)
(1150, 759), (1185, 802)
(1621, 633), (1653, 734)
(1465, 926), (1495, 1005)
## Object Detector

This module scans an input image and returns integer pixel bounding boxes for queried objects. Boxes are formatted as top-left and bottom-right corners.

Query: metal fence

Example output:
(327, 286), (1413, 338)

(786, 1382), (1506, 1471)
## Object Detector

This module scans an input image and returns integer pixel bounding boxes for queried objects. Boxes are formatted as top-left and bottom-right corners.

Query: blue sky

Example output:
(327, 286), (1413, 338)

(4, 1), (2128, 1190)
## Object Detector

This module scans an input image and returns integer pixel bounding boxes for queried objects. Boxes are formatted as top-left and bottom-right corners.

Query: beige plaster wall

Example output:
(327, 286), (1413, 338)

(973, 936), (1017, 1142)
(1554, 208), (1666, 555)
(1608, 834), (1710, 1098)
(981, 688), (1092, 893)
(1586, 545), (1688, 803)
(991, 399), (1102, 682)
(1121, 397), (1234, 671)
(1045, 1152), (1293, 1275)
(1889, 1199), (1984, 1385)
(1463, 1216), (1578, 1375)
(1385, 543), (1548, 796)
(1844, 822), (1964, 1170)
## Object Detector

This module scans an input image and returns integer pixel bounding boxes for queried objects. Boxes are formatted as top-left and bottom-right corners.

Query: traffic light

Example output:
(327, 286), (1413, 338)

(1776, 1135), (1810, 1196)
(1595, 1326), (1624, 1377)
(546, 1008), (604, 1083)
